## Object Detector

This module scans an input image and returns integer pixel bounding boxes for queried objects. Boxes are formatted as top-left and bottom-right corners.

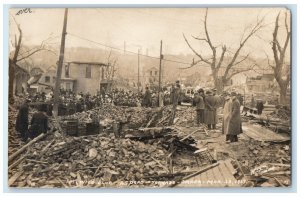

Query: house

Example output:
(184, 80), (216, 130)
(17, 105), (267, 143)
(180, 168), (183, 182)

(145, 66), (160, 89)
(11, 61), (30, 95)
(60, 61), (108, 95)
(246, 73), (275, 93)
(33, 65), (56, 93)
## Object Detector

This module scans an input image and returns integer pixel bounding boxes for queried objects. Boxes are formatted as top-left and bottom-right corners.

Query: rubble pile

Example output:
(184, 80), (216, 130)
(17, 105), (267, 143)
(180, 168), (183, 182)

(10, 134), (171, 188)
(8, 106), (25, 156)
(269, 106), (291, 121)
(225, 139), (291, 187)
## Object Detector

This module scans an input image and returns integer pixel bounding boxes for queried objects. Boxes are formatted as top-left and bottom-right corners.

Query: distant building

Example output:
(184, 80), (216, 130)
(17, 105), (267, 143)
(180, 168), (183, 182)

(145, 66), (159, 89)
(246, 73), (275, 93)
(11, 61), (30, 95)
(34, 65), (56, 93)
(60, 61), (107, 95)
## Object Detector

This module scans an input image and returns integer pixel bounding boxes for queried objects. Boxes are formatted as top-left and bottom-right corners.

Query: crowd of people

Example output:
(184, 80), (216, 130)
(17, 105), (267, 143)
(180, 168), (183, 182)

(15, 82), (265, 144)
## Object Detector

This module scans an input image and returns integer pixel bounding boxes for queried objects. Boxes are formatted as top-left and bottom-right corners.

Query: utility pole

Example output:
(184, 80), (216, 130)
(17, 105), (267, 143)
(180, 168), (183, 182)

(124, 41), (126, 54)
(53, 8), (68, 116)
(158, 40), (163, 106)
(137, 49), (140, 93)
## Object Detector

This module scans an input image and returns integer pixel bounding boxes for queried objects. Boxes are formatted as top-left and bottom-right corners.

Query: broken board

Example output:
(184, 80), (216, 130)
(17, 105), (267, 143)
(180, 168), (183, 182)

(176, 160), (242, 187)
(242, 123), (290, 142)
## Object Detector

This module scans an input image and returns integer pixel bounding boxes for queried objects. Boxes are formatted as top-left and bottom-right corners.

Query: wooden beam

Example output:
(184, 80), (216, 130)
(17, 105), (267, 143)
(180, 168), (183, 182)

(8, 133), (46, 164)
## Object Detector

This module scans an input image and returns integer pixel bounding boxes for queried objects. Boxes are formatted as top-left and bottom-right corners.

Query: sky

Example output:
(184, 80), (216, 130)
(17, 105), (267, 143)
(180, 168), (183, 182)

(9, 7), (290, 60)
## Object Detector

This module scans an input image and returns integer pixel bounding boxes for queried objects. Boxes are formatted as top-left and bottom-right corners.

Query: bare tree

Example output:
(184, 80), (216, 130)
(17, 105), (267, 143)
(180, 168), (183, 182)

(183, 8), (264, 92)
(105, 50), (118, 80)
(9, 17), (57, 103)
(267, 12), (290, 105)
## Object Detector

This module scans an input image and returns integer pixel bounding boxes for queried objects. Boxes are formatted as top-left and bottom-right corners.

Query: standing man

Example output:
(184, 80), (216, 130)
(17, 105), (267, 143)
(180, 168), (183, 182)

(256, 99), (264, 115)
(29, 106), (49, 139)
(15, 98), (30, 141)
(143, 87), (151, 107)
(169, 81), (181, 124)
(222, 93), (232, 135)
(226, 92), (242, 143)
(194, 89), (205, 125)
(204, 90), (218, 130)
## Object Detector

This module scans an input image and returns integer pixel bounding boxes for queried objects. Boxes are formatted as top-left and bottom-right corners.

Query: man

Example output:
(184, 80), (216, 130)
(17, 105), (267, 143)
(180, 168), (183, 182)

(204, 90), (218, 130)
(222, 93), (232, 135)
(143, 87), (151, 107)
(256, 99), (264, 115)
(15, 98), (30, 141)
(29, 106), (49, 139)
(194, 89), (205, 125)
(226, 92), (242, 143)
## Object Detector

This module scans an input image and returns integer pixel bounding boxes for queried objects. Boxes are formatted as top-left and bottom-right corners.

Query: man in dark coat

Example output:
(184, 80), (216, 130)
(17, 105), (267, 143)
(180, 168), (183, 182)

(226, 92), (242, 143)
(204, 90), (218, 130)
(143, 87), (151, 107)
(256, 100), (264, 115)
(15, 99), (30, 141)
(29, 106), (49, 139)
(194, 89), (205, 125)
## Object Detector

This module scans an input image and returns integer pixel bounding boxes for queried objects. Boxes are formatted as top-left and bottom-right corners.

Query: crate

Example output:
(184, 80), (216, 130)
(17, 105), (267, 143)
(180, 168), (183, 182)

(86, 122), (100, 135)
(61, 119), (79, 136)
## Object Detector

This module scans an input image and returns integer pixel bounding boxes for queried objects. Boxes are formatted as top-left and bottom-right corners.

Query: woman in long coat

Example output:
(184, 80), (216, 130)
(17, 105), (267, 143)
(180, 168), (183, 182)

(226, 92), (242, 142)
(222, 95), (232, 135)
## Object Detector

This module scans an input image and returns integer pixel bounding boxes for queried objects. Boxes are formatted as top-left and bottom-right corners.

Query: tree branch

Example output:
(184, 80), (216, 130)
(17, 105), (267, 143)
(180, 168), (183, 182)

(226, 64), (256, 80)
(234, 53), (250, 66)
(216, 45), (226, 68)
(183, 33), (211, 65)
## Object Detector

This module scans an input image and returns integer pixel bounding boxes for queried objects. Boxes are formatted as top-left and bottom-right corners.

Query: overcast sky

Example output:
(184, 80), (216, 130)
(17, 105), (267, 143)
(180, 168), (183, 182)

(9, 7), (290, 59)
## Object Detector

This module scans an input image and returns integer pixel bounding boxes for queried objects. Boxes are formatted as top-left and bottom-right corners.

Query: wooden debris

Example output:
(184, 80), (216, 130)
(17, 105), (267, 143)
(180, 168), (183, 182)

(9, 170), (23, 186)
(9, 133), (46, 164)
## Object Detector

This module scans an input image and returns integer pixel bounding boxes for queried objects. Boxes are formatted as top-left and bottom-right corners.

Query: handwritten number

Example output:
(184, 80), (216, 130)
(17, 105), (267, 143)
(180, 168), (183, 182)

(16, 8), (32, 15)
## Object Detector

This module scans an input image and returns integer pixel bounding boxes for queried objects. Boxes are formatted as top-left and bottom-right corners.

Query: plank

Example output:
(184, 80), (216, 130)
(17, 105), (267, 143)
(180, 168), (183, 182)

(242, 123), (290, 142)
(8, 133), (46, 163)
(211, 164), (224, 187)
(218, 161), (240, 187)
(8, 171), (23, 186)
(223, 159), (237, 176)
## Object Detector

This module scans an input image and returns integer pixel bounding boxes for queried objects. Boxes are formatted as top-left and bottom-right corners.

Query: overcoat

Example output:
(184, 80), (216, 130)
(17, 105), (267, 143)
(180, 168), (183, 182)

(222, 98), (232, 135)
(204, 95), (217, 124)
(15, 103), (29, 134)
(227, 98), (242, 135)
(29, 112), (49, 138)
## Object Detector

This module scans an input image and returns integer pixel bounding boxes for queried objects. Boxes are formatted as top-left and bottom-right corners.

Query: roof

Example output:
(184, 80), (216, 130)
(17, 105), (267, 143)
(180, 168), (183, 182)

(67, 61), (108, 66)
(9, 59), (30, 75)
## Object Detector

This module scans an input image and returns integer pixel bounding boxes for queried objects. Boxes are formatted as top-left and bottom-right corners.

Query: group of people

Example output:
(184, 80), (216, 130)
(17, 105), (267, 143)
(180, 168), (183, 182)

(15, 98), (49, 142)
(193, 87), (242, 143)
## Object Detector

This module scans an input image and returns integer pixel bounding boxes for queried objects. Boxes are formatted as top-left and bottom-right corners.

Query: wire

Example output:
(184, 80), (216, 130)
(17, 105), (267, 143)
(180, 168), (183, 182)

(67, 32), (201, 66)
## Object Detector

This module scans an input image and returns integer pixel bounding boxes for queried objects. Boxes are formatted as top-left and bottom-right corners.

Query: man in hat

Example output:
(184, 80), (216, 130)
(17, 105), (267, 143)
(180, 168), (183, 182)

(226, 92), (242, 143)
(204, 90), (218, 130)
(194, 89), (205, 125)
(15, 97), (30, 141)
(29, 105), (50, 139)
(222, 92), (232, 135)
(143, 86), (151, 107)
(256, 99), (264, 115)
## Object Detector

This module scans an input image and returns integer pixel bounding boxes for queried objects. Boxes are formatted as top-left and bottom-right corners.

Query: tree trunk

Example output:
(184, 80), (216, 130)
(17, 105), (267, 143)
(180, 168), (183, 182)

(9, 60), (15, 104)
(279, 85), (287, 105)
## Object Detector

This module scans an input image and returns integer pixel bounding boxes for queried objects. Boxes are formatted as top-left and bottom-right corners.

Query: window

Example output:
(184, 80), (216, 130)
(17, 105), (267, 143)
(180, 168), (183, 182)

(86, 65), (91, 78)
(155, 71), (158, 76)
(150, 71), (152, 76)
(65, 64), (70, 78)
(45, 76), (50, 83)
(66, 82), (71, 90)
(53, 76), (56, 83)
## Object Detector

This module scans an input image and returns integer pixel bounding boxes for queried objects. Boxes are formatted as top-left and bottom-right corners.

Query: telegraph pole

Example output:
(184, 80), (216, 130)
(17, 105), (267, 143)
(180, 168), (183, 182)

(53, 8), (68, 116)
(158, 40), (163, 105)
(137, 49), (140, 93)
